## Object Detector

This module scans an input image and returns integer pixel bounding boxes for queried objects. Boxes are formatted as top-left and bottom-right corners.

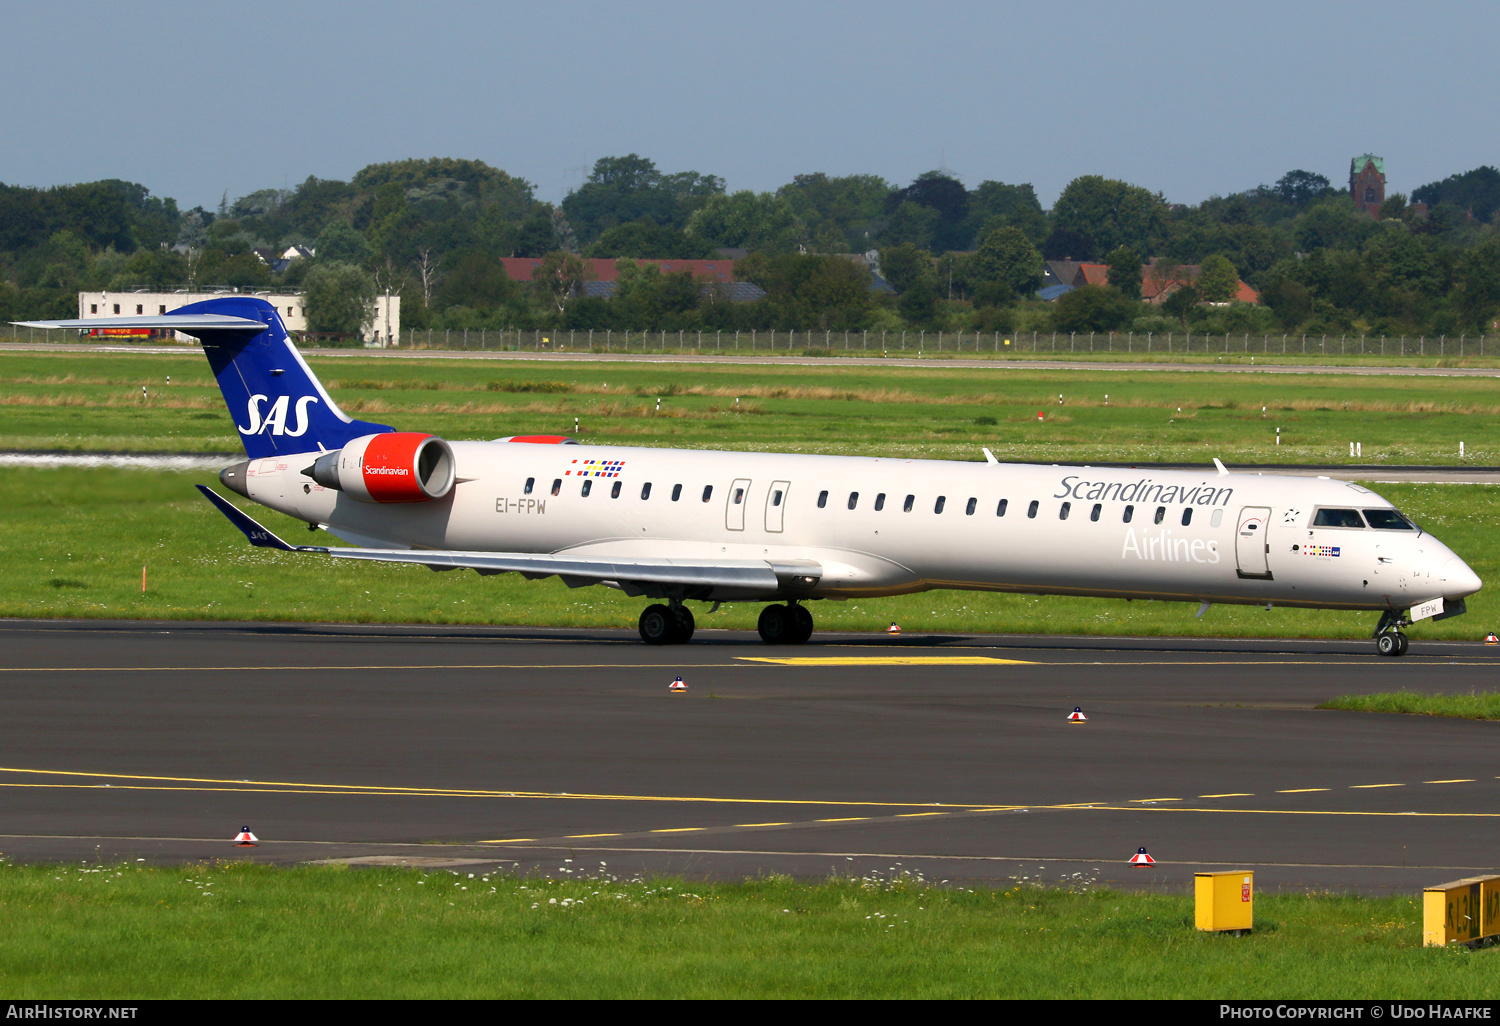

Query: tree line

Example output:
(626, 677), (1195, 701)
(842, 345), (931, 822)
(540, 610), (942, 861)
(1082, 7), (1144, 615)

(2, 157), (1499, 340)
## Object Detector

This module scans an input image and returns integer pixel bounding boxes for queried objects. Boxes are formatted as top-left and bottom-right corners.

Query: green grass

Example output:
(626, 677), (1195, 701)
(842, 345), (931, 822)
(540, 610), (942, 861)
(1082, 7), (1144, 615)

(0, 861), (1488, 998)
(1318, 690), (1500, 719)
(3, 349), (1500, 465)
(0, 467), (1495, 640)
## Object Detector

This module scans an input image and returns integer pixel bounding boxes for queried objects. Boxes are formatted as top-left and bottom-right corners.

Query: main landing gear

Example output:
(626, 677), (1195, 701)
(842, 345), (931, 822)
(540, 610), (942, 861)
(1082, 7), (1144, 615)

(757, 602), (813, 645)
(1373, 609), (1411, 658)
(637, 601), (815, 645)
(638, 601), (695, 645)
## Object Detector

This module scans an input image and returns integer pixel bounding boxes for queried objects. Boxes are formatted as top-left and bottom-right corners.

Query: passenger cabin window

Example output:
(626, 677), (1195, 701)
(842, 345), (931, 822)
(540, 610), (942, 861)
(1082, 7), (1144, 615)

(1154, 506), (1166, 525)
(1027, 500), (1039, 519)
(701, 485), (713, 503)
(1181, 507), (1193, 526)
(965, 497), (977, 516)
(524, 477), (535, 495)
(1363, 509), (1415, 530)
(1123, 504), (1134, 523)
(581, 479), (592, 497)
(1059, 501), (1071, 520)
(641, 483), (652, 500)
(1313, 508), (1365, 528)
(771, 489), (783, 506)
(611, 481), (622, 499)
(903, 494), (914, 512)
(551, 478), (562, 496)
(734, 487), (745, 504)
(1091, 503), (1101, 522)
(671, 484), (682, 502)
(1210, 508), (1223, 527)
(818, 490), (829, 509)
(847, 491), (859, 510)
(996, 499), (1008, 517)
(874, 493), (885, 511)
(934, 496), (946, 514)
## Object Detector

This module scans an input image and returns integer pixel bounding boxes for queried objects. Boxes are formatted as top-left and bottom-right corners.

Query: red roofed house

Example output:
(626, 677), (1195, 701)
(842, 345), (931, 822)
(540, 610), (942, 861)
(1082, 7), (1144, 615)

(1141, 259), (1258, 305)
(1074, 263), (1110, 287)
(498, 257), (769, 301)
(499, 258), (735, 284)
(1052, 260), (1257, 303)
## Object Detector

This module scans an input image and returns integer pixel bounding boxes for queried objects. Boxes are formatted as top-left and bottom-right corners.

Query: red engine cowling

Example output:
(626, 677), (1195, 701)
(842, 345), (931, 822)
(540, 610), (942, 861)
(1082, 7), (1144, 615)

(308, 432), (455, 503)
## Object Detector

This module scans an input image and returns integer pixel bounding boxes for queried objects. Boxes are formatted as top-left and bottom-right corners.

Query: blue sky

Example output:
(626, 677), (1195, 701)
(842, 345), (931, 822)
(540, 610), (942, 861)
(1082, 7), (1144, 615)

(4, 0), (1493, 211)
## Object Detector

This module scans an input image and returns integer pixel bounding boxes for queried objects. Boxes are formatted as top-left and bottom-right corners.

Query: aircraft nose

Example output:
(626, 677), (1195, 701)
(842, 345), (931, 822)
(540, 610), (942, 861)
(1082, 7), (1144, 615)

(1442, 557), (1482, 599)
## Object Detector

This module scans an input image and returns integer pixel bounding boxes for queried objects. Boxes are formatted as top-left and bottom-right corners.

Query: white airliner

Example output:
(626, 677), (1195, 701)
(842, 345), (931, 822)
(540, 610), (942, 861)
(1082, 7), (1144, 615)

(19, 298), (1481, 656)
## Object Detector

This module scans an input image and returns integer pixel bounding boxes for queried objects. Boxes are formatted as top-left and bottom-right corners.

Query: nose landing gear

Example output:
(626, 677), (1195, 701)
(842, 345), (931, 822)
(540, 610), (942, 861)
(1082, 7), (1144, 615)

(758, 602), (813, 644)
(1373, 609), (1411, 657)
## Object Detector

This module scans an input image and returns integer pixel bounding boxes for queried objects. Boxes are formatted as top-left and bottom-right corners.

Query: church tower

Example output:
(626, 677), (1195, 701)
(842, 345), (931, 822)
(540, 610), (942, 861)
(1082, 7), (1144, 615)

(1350, 154), (1386, 215)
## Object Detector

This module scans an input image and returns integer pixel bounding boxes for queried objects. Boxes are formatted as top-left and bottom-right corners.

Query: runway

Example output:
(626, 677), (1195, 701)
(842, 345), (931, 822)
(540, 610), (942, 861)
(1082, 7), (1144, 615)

(1, 619), (1496, 894)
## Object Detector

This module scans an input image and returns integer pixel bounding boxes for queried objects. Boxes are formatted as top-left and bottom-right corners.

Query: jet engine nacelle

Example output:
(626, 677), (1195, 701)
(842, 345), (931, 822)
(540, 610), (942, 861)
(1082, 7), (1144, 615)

(307, 432), (455, 503)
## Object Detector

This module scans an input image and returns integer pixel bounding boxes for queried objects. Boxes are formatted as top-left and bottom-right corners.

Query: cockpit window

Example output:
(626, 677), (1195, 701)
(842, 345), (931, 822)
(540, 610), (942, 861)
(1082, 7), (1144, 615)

(1363, 508), (1417, 531)
(1313, 508), (1365, 528)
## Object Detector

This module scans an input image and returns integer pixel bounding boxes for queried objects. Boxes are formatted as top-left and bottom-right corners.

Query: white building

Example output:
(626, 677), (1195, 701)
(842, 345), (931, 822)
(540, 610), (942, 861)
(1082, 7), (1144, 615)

(76, 289), (401, 345)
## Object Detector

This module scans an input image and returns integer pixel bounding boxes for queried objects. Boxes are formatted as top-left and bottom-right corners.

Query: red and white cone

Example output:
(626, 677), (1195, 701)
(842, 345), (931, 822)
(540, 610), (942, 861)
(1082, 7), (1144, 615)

(1486, 632), (1498, 645)
(1129, 846), (1155, 866)
(1036, 411), (1045, 420)
(1067, 707), (1087, 722)
(887, 622), (902, 635)
(668, 676), (686, 692)
(233, 826), (259, 847)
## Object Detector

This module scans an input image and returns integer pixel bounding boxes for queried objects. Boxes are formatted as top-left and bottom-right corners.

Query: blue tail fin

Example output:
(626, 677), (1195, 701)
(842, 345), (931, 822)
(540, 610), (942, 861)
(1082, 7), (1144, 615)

(173, 297), (393, 458)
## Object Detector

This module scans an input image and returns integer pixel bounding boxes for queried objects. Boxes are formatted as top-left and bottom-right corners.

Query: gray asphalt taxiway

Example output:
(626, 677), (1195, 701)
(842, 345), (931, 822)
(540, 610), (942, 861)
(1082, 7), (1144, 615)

(1, 618), (1496, 894)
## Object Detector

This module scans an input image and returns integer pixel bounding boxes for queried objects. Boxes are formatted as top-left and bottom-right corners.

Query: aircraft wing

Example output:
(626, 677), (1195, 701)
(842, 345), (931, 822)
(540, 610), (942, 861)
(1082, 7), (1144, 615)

(13, 314), (267, 333)
(196, 486), (817, 593)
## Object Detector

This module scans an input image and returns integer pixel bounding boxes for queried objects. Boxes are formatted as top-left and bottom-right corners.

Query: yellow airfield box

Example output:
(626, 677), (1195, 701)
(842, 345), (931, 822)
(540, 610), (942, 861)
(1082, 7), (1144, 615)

(1195, 871), (1253, 932)
(1423, 876), (1500, 947)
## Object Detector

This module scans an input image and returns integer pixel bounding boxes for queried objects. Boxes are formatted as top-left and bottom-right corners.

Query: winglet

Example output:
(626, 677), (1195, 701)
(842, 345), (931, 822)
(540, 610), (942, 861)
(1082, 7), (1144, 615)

(196, 485), (321, 552)
(1213, 458), (1230, 476)
(982, 447), (999, 465)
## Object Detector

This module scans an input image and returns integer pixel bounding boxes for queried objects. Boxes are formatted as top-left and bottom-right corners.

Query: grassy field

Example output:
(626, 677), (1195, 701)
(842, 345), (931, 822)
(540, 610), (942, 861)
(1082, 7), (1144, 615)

(0, 861), (1489, 999)
(0, 467), (1495, 640)
(1319, 690), (1500, 719)
(1, 349), (1499, 465)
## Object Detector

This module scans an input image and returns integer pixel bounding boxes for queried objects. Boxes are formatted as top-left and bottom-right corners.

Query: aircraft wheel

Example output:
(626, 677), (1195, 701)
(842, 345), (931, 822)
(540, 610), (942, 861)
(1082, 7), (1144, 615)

(788, 604), (814, 644)
(757, 604), (793, 644)
(1394, 631), (1409, 656)
(670, 605), (696, 644)
(639, 604), (674, 645)
(1376, 632), (1401, 657)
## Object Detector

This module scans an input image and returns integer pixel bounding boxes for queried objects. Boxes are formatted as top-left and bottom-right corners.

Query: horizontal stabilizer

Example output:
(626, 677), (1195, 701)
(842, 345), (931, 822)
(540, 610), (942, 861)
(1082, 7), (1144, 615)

(196, 485), (311, 552)
(12, 314), (267, 332)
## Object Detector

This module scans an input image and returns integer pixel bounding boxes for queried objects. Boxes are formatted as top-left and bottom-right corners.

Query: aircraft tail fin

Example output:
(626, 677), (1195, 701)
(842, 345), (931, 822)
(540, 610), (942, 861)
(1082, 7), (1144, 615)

(15, 297), (393, 459)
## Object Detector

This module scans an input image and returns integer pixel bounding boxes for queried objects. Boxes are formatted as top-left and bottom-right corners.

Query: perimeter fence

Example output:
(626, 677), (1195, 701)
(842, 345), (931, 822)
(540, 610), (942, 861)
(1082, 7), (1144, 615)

(5, 323), (1499, 360)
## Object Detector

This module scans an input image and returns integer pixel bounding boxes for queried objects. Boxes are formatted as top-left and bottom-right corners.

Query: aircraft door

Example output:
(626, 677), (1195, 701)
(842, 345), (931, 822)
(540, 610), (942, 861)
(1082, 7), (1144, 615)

(765, 480), (790, 533)
(1235, 506), (1272, 579)
(726, 478), (752, 531)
